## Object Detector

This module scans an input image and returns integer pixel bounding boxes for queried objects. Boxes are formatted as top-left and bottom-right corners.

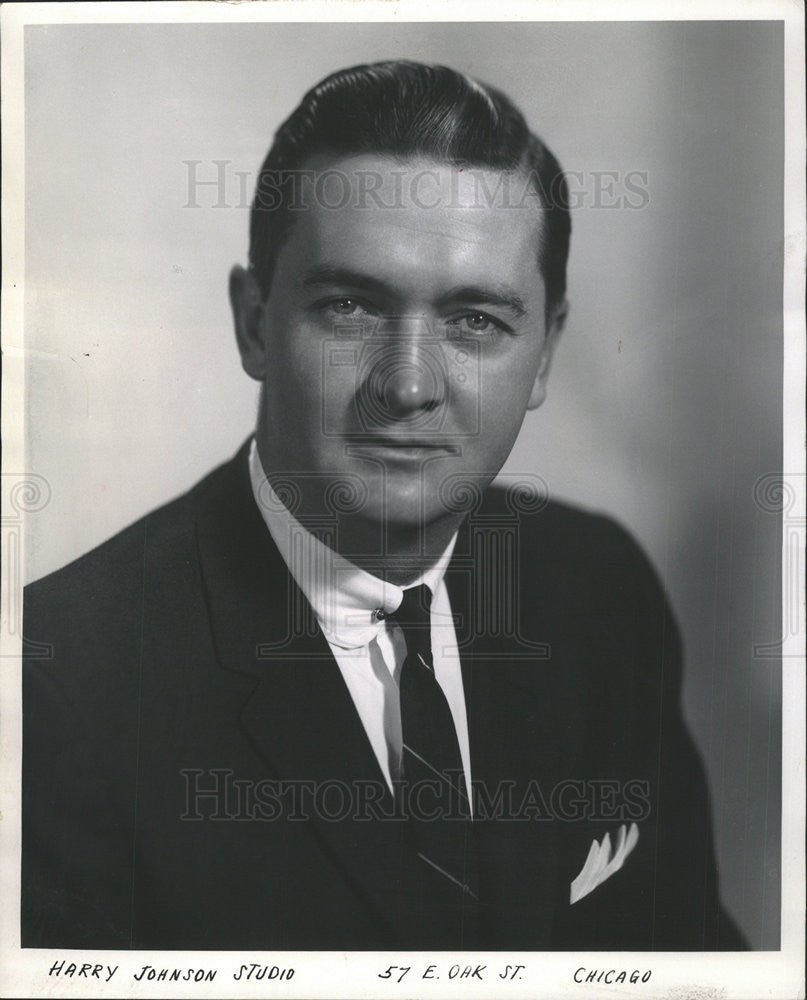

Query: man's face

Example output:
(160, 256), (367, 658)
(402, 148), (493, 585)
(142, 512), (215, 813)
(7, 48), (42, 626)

(233, 154), (564, 534)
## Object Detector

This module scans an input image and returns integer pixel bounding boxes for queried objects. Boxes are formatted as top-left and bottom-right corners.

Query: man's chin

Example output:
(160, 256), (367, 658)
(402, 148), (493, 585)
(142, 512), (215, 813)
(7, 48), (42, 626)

(348, 497), (460, 534)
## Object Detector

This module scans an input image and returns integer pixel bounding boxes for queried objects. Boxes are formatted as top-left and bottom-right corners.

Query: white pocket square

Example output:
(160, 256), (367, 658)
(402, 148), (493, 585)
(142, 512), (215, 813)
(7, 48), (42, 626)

(570, 822), (640, 904)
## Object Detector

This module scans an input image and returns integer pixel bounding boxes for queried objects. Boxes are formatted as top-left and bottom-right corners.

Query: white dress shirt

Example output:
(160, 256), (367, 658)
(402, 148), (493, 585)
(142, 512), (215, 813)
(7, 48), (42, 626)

(248, 440), (472, 803)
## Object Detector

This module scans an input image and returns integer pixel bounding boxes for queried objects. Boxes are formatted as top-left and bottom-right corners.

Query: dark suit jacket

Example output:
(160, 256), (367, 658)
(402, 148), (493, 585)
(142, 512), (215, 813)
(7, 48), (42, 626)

(22, 442), (745, 950)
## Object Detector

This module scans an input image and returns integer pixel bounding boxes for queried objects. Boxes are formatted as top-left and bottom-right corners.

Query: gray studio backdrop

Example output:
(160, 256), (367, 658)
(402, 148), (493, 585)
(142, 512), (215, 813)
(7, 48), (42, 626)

(24, 21), (783, 948)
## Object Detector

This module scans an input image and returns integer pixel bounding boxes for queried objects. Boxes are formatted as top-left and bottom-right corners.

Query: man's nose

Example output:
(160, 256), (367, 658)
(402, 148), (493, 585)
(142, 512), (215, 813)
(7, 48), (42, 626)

(359, 319), (447, 424)
(382, 357), (438, 417)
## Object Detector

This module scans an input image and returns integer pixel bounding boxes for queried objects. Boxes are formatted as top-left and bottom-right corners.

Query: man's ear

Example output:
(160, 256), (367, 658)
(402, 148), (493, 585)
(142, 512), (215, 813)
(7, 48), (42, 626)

(229, 264), (267, 381)
(527, 299), (568, 411)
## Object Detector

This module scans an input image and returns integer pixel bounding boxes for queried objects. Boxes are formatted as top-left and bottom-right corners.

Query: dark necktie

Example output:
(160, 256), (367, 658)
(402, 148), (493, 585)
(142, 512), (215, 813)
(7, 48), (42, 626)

(391, 584), (475, 897)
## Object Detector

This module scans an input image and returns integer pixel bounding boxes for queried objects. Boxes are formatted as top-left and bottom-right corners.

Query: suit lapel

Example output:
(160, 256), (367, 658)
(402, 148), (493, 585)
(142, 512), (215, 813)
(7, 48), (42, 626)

(194, 445), (408, 934)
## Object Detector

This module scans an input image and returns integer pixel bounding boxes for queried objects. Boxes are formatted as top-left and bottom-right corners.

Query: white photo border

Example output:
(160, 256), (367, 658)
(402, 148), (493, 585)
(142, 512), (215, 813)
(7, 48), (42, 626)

(1, 2), (804, 998)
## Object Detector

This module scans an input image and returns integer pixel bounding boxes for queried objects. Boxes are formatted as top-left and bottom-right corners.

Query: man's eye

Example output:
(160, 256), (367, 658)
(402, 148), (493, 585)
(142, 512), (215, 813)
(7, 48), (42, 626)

(447, 312), (502, 336)
(327, 297), (373, 317)
(465, 312), (491, 332)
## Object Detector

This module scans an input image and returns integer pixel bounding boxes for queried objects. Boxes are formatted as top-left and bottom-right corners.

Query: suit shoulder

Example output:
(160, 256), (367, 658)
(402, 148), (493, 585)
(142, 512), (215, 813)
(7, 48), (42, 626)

(481, 486), (679, 643)
(481, 485), (642, 564)
(25, 448), (244, 615)
(22, 447), (248, 732)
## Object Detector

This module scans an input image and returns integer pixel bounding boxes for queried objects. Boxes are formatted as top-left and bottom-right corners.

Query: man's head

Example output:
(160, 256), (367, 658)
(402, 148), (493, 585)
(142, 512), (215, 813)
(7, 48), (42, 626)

(248, 60), (570, 321)
(231, 60), (571, 552)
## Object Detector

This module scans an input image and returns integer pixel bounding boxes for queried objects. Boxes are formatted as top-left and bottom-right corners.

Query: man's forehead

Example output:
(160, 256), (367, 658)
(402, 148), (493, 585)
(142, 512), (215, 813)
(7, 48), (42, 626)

(273, 152), (547, 294)
(298, 152), (545, 218)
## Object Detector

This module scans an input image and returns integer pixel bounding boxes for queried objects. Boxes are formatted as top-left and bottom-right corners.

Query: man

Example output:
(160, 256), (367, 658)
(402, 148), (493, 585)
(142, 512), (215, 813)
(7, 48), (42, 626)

(22, 60), (744, 950)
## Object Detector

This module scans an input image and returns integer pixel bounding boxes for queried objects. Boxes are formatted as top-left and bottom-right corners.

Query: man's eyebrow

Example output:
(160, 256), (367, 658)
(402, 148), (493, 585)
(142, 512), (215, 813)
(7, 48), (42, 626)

(300, 266), (396, 298)
(436, 285), (527, 318)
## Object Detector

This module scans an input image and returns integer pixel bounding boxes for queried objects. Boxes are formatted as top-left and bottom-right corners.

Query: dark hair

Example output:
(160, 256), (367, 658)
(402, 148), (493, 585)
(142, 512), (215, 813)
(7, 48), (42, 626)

(249, 60), (570, 316)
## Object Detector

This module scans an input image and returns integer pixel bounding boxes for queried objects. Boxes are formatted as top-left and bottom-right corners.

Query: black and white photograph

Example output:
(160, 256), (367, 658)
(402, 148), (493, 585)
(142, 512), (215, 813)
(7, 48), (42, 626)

(1, 2), (803, 998)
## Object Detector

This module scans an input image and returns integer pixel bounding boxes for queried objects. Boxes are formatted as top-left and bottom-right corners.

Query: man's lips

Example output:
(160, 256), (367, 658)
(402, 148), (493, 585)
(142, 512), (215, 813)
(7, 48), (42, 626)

(346, 436), (458, 450)
(344, 437), (460, 459)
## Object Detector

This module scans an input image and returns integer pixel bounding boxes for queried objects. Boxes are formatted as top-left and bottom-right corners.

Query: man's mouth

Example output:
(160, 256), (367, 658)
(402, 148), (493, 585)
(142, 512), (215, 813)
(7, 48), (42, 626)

(345, 436), (459, 458)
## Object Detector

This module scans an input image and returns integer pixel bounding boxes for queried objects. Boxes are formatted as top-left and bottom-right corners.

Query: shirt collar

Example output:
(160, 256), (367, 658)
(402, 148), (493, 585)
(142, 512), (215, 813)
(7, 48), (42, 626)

(248, 439), (457, 650)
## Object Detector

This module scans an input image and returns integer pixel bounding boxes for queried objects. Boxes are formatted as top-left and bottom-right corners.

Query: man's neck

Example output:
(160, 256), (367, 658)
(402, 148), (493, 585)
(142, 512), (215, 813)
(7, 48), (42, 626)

(324, 513), (462, 586)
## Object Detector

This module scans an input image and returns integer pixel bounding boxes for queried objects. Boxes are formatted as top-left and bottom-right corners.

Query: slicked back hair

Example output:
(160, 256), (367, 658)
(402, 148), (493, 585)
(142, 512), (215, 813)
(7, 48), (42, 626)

(249, 60), (571, 319)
